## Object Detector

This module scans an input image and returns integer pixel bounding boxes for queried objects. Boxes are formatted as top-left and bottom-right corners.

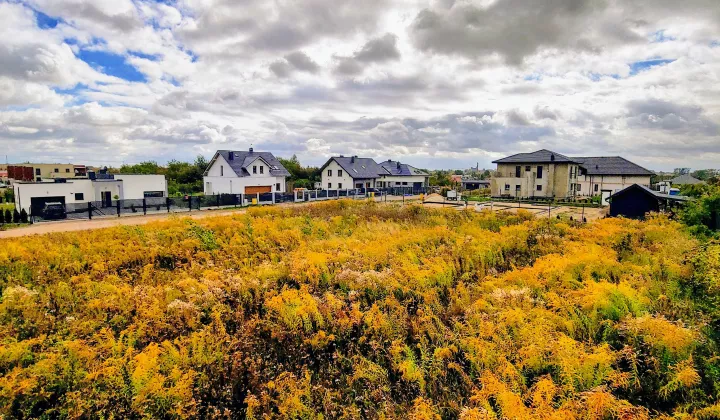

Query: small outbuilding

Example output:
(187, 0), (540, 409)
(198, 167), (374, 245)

(608, 184), (691, 219)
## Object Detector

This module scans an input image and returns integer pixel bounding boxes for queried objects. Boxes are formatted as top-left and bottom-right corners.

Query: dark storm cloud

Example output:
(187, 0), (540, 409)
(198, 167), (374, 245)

(333, 33), (401, 75)
(626, 99), (719, 135)
(284, 51), (320, 73)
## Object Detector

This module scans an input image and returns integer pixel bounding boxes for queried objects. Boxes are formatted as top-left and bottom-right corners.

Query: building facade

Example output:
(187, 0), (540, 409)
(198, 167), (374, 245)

(574, 157), (653, 198)
(321, 157), (429, 190)
(203, 149), (290, 195)
(491, 150), (580, 198)
(7, 163), (87, 182)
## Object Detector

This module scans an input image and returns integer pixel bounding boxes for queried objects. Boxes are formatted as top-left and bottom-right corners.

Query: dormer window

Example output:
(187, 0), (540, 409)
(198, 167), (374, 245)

(260, 166), (264, 174)
(253, 166), (257, 174)
(221, 165), (224, 176)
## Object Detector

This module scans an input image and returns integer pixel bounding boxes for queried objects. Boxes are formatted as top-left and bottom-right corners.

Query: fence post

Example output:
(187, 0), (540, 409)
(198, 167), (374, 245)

(256, 193), (260, 205)
(88, 202), (92, 220)
(117, 200), (121, 217)
(142, 198), (147, 215)
(189, 196), (192, 212)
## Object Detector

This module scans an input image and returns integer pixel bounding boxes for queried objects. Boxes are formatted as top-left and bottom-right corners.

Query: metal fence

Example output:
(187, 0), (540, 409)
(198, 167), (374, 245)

(30, 187), (434, 223)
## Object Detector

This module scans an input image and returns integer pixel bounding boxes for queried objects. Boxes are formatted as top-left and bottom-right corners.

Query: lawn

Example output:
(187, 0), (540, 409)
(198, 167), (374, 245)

(0, 200), (717, 418)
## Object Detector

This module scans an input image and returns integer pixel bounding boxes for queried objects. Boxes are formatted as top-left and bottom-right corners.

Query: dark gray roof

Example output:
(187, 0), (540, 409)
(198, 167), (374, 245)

(575, 156), (653, 176)
(378, 160), (429, 177)
(322, 157), (383, 179)
(207, 150), (290, 178)
(461, 179), (490, 185)
(492, 149), (577, 164)
(610, 184), (692, 202)
(669, 174), (704, 185)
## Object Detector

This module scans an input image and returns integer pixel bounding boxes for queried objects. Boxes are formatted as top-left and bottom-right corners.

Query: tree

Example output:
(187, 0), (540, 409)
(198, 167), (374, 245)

(19, 209), (28, 223)
(119, 161), (163, 175)
(3, 188), (13, 204)
(3, 209), (10, 224)
(12, 209), (20, 223)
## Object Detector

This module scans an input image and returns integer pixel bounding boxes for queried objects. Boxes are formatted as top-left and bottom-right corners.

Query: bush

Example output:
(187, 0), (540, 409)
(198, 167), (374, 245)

(4, 209), (11, 223)
(12, 209), (20, 223)
(20, 209), (28, 223)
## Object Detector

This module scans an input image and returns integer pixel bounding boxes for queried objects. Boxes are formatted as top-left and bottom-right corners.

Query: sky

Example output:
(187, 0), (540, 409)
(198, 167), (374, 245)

(0, 0), (719, 171)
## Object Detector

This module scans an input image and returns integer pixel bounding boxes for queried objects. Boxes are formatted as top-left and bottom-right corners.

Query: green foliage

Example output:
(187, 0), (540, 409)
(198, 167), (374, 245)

(3, 209), (10, 224)
(279, 155), (320, 183)
(2, 189), (13, 204)
(681, 187), (720, 237)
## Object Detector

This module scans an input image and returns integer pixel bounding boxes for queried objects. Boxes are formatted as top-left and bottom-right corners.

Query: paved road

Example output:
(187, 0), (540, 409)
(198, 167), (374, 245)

(0, 195), (424, 239)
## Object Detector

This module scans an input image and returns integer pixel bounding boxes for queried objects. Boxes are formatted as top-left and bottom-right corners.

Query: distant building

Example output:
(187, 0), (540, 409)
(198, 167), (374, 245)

(7, 163), (87, 182)
(320, 156), (429, 190)
(668, 174), (704, 185)
(461, 179), (490, 190)
(609, 184), (691, 219)
(203, 149), (290, 195)
(574, 156), (653, 197)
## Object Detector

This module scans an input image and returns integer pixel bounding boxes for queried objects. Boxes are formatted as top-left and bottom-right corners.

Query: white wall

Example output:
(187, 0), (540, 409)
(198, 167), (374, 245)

(321, 160), (355, 190)
(576, 175), (651, 196)
(204, 176), (286, 194)
(114, 175), (168, 199)
(377, 175), (428, 187)
(13, 180), (121, 214)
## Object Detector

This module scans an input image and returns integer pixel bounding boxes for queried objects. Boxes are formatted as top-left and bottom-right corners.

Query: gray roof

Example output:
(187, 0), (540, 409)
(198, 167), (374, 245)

(322, 157), (428, 179)
(575, 156), (653, 176)
(378, 160), (429, 177)
(492, 149), (577, 164)
(610, 184), (693, 202)
(461, 179), (490, 184)
(207, 150), (290, 178)
(669, 174), (704, 185)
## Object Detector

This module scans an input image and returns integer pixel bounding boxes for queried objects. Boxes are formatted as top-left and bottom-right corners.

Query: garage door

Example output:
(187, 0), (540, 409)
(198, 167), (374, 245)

(245, 186), (272, 194)
(30, 196), (65, 217)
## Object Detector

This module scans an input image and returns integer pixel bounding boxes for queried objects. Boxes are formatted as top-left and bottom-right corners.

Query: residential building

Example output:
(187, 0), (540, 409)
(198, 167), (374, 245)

(461, 179), (491, 190)
(575, 157), (653, 198)
(491, 150), (580, 198)
(7, 163), (87, 182)
(203, 148), (290, 195)
(13, 173), (167, 215)
(609, 184), (691, 219)
(320, 156), (429, 190)
(668, 174), (704, 185)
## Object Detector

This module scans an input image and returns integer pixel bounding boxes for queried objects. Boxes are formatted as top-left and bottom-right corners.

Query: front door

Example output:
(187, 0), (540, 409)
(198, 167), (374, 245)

(101, 191), (112, 207)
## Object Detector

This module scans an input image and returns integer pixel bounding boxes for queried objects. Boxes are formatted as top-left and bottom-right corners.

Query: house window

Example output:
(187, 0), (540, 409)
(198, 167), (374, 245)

(504, 184), (510, 191)
(220, 165), (224, 176)
(260, 166), (264, 174)
(54, 168), (59, 173)
(577, 184), (581, 191)
(338, 183), (342, 189)
(36, 168), (41, 175)
(536, 185), (542, 191)
(515, 185), (521, 191)
(594, 184), (599, 192)
(328, 182), (332, 189)
(402, 182), (408, 185)
(327, 169), (332, 176)
(515, 166), (521, 177)
(75, 193), (84, 200)
(253, 166), (257, 174)
(537, 166), (543, 179)
(65, 168), (70, 173)
(276, 183), (281, 190)
(338, 170), (342, 177)
(525, 166), (531, 172)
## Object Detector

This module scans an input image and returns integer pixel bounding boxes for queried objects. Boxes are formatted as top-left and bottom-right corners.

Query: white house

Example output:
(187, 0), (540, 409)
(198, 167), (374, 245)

(320, 156), (429, 190)
(203, 149), (290, 195)
(13, 174), (167, 215)
(574, 157), (653, 198)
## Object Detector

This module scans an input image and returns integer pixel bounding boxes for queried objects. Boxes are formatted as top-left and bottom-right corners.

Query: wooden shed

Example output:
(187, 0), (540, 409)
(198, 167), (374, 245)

(608, 184), (691, 219)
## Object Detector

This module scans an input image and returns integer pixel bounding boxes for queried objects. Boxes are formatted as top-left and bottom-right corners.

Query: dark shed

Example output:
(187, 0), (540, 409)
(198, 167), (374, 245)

(609, 184), (691, 219)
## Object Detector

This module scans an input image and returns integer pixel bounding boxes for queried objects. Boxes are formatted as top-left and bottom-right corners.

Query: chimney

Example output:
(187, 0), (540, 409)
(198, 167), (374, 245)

(228, 152), (234, 161)
(397, 162), (401, 169)
(249, 147), (254, 153)
(351, 156), (355, 163)
(550, 154), (555, 162)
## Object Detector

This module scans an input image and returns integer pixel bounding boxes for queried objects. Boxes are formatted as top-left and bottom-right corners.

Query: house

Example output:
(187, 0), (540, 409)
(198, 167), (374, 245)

(491, 150), (580, 199)
(609, 184), (691, 219)
(668, 174), (704, 185)
(13, 173), (167, 215)
(203, 148), (290, 195)
(7, 163), (87, 182)
(376, 160), (429, 189)
(574, 157), (653, 199)
(320, 156), (429, 190)
(461, 179), (491, 190)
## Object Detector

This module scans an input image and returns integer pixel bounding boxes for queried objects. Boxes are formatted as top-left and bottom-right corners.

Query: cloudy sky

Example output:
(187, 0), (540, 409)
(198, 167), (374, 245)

(1, 0), (719, 170)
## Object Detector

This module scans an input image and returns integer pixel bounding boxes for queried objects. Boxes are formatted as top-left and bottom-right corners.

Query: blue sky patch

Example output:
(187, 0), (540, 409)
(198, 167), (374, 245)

(629, 59), (676, 75)
(77, 49), (147, 82)
(651, 30), (676, 43)
(129, 51), (160, 61)
(35, 9), (60, 29)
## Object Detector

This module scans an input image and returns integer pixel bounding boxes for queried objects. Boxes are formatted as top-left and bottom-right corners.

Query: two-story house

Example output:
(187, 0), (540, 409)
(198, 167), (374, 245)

(491, 150), (580, 198)
(203, 148), (290, 195)
(574, 156), (653, 197)
(320, 156), (429, 190)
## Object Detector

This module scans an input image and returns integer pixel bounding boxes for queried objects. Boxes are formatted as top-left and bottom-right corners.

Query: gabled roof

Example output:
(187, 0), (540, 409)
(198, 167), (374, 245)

(321, 157), (383, 179)
(492, 149), (577, 164)
(575, 156), (653, 176)
(669, 174), (704, 185)
(609, 184), (693, 202)
(378, 160), (429, 177)
(205, 150), (290, 178)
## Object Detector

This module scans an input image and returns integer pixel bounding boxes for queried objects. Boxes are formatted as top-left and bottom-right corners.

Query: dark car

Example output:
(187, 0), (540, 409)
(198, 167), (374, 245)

(43, 202), (66, 220)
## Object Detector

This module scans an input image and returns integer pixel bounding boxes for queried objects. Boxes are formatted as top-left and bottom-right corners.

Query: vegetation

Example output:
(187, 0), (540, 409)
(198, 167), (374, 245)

(118, 157), (209, 196)
(681, 185), (720, 239)
(1, 201), (719, 418)
(279, 155), (320, 189)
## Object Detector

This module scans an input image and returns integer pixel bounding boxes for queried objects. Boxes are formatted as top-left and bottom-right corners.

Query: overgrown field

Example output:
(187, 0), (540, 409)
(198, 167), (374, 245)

(1, 201), (719, 419)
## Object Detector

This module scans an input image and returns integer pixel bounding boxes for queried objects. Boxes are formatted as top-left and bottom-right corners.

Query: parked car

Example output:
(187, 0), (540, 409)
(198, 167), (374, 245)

(43, 202), (66, 220)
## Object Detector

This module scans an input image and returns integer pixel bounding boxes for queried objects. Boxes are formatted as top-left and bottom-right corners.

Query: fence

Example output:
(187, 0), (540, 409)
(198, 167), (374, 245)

(30, 187), (433, 223)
